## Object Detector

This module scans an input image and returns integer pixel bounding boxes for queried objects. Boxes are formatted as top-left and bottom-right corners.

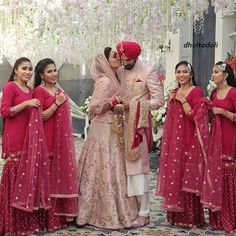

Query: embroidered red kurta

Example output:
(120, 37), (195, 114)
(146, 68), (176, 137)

(206, 88), (236, 233)
(157, 86), (206, 227)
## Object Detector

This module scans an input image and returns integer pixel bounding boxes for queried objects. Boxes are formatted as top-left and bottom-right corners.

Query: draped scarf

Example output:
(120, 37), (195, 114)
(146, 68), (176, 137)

(157, 98), (210, 211)
(200, 91), (224, 211)
(12, 107), (51, 212)
(89, 52), (121, 114)
(126, 99), (152, 162)
(50, 99), (78, 217)
(156, 99), (186, 211)
(182, 98), (211, 195)
(201, 115), (223, 211)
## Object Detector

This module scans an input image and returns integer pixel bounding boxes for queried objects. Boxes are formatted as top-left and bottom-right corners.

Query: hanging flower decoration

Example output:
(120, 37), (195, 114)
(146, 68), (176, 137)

(0, 0), (235, 66)
(214, 0), (236, 16)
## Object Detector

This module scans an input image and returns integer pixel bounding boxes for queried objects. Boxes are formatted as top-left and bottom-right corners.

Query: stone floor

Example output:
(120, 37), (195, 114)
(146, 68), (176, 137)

(0, 137), (235, 236)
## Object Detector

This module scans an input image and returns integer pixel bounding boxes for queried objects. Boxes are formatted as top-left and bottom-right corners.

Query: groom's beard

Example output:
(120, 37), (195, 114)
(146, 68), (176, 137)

(124, 60), (136, 70)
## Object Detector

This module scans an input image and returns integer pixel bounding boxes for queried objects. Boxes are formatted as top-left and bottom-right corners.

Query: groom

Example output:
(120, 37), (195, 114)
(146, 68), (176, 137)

(116, 41), (164, 227)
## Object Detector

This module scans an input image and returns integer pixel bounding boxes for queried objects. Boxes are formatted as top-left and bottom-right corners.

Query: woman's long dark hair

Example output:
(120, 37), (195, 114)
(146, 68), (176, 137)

(34, 58), (56, 88)
(215, 61), (236, 87)
(8, 57), (31, 81)
(175, 61), (197, 86)
(104, 47), (112, 61)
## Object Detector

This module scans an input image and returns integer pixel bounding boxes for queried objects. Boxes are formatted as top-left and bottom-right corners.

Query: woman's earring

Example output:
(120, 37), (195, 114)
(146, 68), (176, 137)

(14, 75), (17, 80)
(223, 79), (227, 87)
(189, 78), (193, 85)
(41, 79), (45, 86)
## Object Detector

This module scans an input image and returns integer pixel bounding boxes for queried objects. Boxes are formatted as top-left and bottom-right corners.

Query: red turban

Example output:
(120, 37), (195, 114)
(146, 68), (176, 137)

(116, 41), (141, 60)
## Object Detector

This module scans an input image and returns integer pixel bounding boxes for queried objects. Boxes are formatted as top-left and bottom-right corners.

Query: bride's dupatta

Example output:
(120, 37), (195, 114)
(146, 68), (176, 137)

(87, 52), (122, 147)
(12, 107), (51, 212)
(89, 52), (121, 115)
(50, 98), (78, 217)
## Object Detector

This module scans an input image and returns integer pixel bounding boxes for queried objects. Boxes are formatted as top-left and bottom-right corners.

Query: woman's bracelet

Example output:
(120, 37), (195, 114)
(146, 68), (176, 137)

(10, 106), (16, 117)
(110, 98), (119, 107)
(50, 103), (59, 112)
(50, 105), (56, 112)
(181, 100), (188, 105)
(233, 114), (236, 123)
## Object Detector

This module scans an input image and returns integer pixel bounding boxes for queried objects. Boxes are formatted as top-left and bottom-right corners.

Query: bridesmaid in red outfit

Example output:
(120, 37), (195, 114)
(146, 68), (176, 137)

(33, 58), (78, 223)
(157, 61), (206, 228)
(201, 61), (236, 233)
(0, 57), (43, 235)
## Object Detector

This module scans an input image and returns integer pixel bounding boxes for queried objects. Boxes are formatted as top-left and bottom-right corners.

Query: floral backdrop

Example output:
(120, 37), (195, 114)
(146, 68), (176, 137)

(0, 0), (235, 66)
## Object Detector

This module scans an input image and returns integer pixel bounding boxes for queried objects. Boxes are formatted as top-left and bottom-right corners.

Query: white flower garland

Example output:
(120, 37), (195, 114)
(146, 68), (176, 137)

(206, 79), (217, 97)
(79, 96), (92, 114)
(152, 80), (178, 131)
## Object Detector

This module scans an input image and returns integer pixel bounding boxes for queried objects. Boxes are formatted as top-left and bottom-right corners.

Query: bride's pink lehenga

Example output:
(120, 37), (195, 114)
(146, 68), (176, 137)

(76, 51), (138, 229)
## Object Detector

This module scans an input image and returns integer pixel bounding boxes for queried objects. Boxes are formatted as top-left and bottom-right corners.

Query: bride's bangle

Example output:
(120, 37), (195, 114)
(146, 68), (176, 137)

(110, 98), (119, 107)
(181, 100), (187, 105)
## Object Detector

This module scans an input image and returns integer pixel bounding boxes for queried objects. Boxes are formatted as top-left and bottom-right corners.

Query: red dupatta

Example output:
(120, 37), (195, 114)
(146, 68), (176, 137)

(12, 107), (51, 212)
(125, 91), (153, 162)
(156, 99), (186, 212)
(182, 98), (211, 195)
(156, 97), (210, 211)
(131, 101), (153, 152)
(50, 98), (78, 217)
(201, 115), (223, 211)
